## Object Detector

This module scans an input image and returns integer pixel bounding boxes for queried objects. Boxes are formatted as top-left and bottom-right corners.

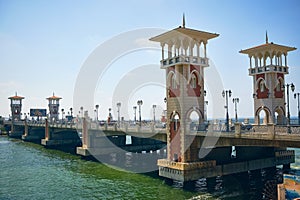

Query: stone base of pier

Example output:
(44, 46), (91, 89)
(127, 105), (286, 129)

(158, 150), (295, 182)
(76, 146), (91, 156)
(41, 138), (80, 147)
(8, 130), (23, 138)
(22, 134), (43, 142)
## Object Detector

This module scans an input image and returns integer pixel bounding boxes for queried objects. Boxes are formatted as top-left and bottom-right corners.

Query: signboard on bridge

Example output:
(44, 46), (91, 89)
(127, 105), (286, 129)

(30, 109), (47, 117)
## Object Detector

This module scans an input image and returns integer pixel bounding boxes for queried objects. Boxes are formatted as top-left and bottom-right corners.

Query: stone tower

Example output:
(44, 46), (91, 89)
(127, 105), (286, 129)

(240, 33), (296, 125)
(46, 93), (62, 122)
(8, 92), (25, 121)
(150, 17), (218, 181)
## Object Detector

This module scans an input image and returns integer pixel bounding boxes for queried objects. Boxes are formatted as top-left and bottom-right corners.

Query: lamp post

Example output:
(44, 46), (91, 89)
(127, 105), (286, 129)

(137, 100), (143, 126)
(232, 98), (239, 123)
(61, 108), (64, 122)
(94, 109), (97, 121)
(283, 83), (295, 133)
(133, 106), (137, 122)
(222, 90), (232, 132)
(95, 104), (99, 122)
(152, 105), (157, 123)
(117, 102), (121, 127)
(108, 108), (112, 123)
(80, 106), (83, 118)
(295, 92), (300, 125)
(204, 101), (208, 122)
(70, 108), (73, 117)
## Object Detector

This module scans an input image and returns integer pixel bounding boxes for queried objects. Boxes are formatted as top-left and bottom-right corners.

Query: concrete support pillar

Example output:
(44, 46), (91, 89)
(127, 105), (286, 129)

(24, 120), (28, 136)
(203, 42), (207, 58)
(11, 121), (14, 133)
(151, 123), (155, 133)
(284, 54), (287, 67)
(267, 123), (275, 139)
(82, 117), (88, 148)
(196, 43), (200, 57)
(161, 43), (165, 60)
(277, 184), (286, 200)
(235, 123), (241, 138)
(168, 44), (172, 59)
(45, 118), (50, 140)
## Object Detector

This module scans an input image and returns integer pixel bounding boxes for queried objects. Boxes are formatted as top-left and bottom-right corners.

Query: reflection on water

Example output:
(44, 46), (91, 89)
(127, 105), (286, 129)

(0, 136), (298, 200)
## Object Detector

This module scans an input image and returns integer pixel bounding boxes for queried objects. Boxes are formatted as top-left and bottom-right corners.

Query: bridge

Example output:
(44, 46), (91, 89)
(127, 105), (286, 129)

(3, 118), (300, 181)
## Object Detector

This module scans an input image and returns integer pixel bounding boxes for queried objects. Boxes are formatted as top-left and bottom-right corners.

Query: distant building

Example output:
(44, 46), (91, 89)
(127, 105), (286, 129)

(8, 92), (24, 121)
(46, 93), (62, 122)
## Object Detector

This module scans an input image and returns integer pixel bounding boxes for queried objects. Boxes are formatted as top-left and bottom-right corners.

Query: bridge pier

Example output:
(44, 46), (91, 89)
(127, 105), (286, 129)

(77, 118), (167, 160)
(158, 147), (295, 183)
(22, 120), (45, 142)
(8, 121), (24, 138)
(41, 119), (81, 148)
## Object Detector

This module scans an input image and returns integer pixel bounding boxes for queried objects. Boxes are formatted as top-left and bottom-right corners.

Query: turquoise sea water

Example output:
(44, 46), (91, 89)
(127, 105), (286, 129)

(1, 136), (299, 200)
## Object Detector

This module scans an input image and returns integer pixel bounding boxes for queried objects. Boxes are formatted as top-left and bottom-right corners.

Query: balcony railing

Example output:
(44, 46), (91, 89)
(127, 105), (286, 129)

(161, 55), (208, 67)
(249, 65), (289, 75)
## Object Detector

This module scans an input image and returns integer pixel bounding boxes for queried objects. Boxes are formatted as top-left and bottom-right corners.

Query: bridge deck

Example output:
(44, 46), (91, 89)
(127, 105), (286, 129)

(5, 120), (300, 148)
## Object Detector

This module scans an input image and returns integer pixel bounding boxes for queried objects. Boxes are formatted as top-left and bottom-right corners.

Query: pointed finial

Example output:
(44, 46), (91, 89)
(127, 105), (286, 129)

(15, 92), (17, 96)
(53, 92), (55, 96)
(266, 30), (269, 44)
(182, 13), (185, 28)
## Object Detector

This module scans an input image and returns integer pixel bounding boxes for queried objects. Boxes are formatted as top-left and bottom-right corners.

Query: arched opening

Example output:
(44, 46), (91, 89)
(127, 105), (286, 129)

(171, 73), (177, 89)
(186, 108), (205, 131)
(169, 111), (181, 162)
(259, 79), (266, 92)
(188, 71), (201, 97)
(274, 107), (285, 125)
(256, 107), (270, 125)
(256, 78), (269, 98)
(258, 110), (267, 125)
(265, 52), (271, 66)
(191, 73), (197, 89)
(189, 110), (200, 131)
(274, 77), (284, 98)
(276, 78), (282, 92)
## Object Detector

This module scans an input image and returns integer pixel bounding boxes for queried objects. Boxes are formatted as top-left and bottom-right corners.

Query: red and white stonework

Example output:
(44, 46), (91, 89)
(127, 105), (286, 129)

(240, 34), (296, 125)
(150, 20), (218, 164)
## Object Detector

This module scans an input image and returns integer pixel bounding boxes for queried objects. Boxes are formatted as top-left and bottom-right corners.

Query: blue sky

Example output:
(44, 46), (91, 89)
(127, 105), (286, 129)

(1, 0), (300, 120)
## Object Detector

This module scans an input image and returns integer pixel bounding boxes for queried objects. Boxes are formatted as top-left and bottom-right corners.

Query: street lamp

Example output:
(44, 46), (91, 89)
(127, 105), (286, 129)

(117, 102), (121, 127)
(283, 83), (295, 132)
(95, 104), (99, 121)
(153, 105), (157, 123)
(133, 106), (137, 122)
(295, 92), (300, 125)
(232, 98), (239, 123)
(137, 100), (143, 126)
(108, 108), (112, 123)
(70, 108), (73, 117)
(80, 106), (83, 118)
(222, 90), (232, 132)
(204, 101), (208, 122)
(61, 108), (64, 121)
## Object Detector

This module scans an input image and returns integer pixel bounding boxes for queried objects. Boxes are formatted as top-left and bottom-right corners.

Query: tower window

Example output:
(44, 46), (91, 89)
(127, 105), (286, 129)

(259, 79), (266, 92)
(191, 73), (197, 89)
(171, 74), (177, 89)
(276, 79), (282, 92)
